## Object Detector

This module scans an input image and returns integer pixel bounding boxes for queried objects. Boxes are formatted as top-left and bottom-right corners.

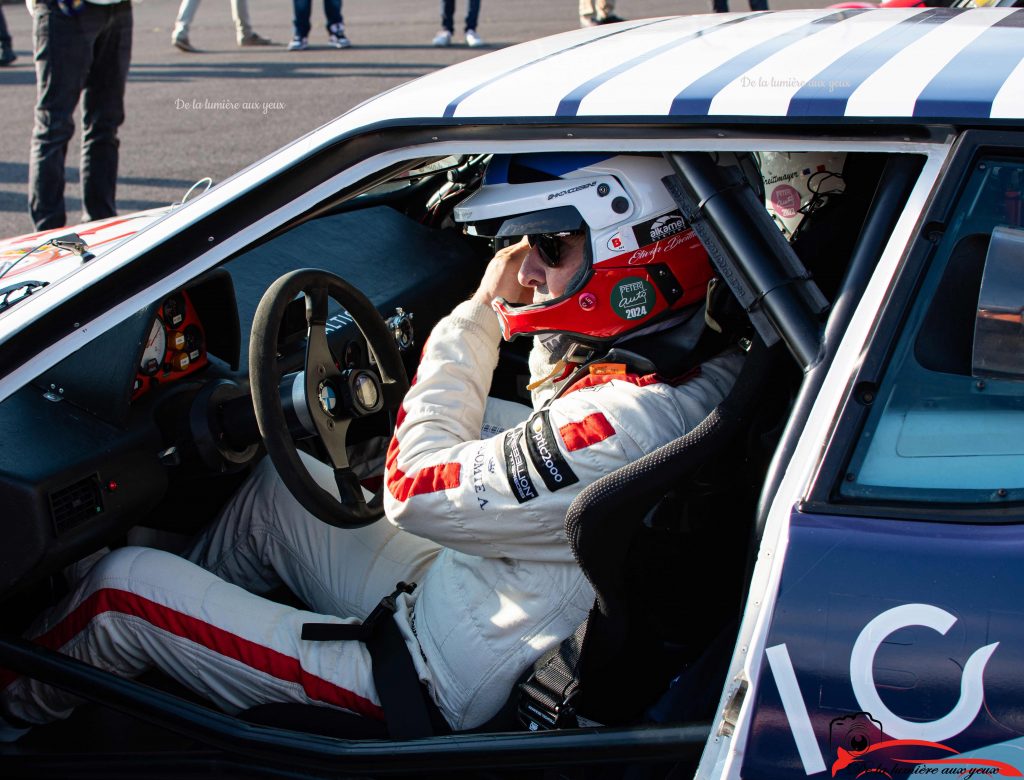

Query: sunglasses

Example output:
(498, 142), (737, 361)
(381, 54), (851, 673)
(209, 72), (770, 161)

(527, 231), (583, 268)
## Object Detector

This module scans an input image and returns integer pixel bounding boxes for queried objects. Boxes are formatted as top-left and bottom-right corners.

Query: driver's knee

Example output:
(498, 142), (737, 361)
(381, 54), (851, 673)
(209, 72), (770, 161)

(184, 455), (324, 577)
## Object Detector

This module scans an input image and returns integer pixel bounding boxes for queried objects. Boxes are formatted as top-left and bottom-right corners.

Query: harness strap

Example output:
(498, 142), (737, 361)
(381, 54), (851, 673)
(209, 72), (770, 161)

(301, 582), (443, 739)
(516, 616), (599, 730)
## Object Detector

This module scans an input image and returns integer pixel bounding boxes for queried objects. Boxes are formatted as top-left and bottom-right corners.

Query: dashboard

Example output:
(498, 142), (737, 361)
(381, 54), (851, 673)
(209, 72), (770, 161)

(0, 204), (490, 599)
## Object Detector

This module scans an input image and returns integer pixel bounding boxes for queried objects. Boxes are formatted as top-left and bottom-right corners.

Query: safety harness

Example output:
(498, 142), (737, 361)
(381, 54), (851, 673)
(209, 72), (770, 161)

(300, 582), (450, 739)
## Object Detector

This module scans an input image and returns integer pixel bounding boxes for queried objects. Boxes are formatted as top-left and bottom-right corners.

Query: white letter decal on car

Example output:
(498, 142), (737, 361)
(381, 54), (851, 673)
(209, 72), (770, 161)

(849, 603), (999, 742)
(766, 643), (827, 775)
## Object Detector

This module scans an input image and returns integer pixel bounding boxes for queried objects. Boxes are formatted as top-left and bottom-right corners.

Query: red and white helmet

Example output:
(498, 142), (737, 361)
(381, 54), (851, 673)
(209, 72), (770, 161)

(453, 153), (714, 344)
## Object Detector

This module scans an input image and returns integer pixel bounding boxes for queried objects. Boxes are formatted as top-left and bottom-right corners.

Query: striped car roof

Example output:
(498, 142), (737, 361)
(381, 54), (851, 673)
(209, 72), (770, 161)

(344, 8), (1024, 125)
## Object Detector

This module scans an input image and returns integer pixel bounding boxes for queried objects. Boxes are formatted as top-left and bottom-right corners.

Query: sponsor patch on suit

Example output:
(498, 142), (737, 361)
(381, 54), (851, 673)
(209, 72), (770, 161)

(503, 430), (538, 503)
(525, 411), (578, 492)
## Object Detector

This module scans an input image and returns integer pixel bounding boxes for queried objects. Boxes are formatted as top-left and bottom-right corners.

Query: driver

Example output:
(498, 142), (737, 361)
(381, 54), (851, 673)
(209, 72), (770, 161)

(0, 153), (743, 737)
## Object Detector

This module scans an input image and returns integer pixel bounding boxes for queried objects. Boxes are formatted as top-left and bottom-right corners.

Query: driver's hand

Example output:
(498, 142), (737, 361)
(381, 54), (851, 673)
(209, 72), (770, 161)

(471, 237), (532, 307)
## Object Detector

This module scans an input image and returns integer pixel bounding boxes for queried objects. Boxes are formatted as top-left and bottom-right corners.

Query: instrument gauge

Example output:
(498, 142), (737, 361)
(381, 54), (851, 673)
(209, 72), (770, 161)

(183, 324), (203, 361)
(162, 294), (186, 328)
(141, 318), (166, 375)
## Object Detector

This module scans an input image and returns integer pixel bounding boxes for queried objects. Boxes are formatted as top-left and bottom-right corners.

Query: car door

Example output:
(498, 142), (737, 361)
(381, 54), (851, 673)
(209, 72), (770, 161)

(729, 130), (1024, 780)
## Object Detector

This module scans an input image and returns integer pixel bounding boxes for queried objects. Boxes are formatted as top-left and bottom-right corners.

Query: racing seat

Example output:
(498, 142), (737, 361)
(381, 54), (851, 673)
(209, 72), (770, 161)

(515, 335), (779, 730)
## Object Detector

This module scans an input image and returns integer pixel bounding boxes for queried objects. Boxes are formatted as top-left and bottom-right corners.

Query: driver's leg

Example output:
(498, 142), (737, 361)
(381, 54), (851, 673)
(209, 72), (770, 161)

(1, 546), (382, 725)
(185, 455), (441, 619)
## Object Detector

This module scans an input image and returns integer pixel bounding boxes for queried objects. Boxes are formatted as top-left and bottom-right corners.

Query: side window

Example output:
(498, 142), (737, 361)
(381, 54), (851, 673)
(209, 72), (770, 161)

(840, 157), (1024, 505)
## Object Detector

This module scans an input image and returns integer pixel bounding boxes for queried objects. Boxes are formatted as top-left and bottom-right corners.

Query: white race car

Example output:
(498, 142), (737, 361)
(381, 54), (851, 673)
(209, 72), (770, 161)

(1, 8), (1023, 779)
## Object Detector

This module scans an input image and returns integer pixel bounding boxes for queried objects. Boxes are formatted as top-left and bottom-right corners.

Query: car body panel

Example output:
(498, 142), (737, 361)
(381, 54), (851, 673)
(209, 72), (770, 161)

(340, 8), (1024, 124)
(0, 209), (169, 287)
(742, 511), (1024, 778)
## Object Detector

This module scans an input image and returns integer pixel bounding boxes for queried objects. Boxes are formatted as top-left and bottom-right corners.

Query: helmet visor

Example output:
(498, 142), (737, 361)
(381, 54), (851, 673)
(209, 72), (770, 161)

(463, 205), (584, 239)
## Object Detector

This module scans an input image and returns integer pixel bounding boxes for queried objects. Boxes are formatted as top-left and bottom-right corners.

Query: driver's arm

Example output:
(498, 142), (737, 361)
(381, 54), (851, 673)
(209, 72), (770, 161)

(382, 298), (740, 562)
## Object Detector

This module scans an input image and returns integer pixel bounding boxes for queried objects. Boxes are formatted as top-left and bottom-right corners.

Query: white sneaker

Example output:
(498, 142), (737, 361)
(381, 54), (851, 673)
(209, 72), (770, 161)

(465, 29), (484, 47)
(328, 23), (351, 48)
(287, 36), (308, 50)
(432, 29), (452, 46)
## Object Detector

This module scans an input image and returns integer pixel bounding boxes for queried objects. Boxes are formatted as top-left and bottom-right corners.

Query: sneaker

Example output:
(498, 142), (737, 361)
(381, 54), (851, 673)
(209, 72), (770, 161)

(465, 29), (484, 47)
(287, 36), (308, 51)
(239, 31), (273, 46)
(0, 47), (16, 66)
(328, 23), (350, 48)
(432, 29), (452, 46)
(580, 15), (599, 27)
(596, 13), (627, 23)
(172, 34), (199, 53)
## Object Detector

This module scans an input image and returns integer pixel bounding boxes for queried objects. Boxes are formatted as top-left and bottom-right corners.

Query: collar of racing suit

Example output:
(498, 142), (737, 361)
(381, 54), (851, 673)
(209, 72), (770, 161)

(526, 304), (707, 408)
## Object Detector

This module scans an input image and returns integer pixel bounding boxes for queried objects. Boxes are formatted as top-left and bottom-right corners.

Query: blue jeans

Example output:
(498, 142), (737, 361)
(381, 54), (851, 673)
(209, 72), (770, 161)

(292, 0), (342, 38)
(29, 0), (132, 230)
(440, 0), (479, 33)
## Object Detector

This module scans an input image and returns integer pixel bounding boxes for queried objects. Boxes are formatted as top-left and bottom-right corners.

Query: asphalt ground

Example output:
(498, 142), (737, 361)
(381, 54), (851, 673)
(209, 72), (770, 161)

(0, 0), (829, 240)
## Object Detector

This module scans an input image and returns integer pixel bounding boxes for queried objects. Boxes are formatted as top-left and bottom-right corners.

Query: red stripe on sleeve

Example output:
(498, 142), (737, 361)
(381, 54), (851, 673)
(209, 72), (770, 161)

(386, 460), (461, 502)
(559, 413), (616, 452)
(0, 588), (384, 720)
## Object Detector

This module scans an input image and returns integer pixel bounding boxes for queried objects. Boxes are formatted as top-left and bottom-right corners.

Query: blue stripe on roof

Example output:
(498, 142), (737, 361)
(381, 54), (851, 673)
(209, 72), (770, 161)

(555, 15), (758, 118)
(788, 9), (958, 118)
(670, 10), (865, 117)
(913, 9), (1024, 119)
(441, 18), (673, 119)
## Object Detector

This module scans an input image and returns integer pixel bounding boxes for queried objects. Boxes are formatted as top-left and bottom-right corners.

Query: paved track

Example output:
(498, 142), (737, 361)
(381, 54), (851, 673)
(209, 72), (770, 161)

(0, 0), (828, 239)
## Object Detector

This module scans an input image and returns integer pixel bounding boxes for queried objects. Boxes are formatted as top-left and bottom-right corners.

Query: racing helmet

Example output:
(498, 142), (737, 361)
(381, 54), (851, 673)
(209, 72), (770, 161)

(453, 153), (714, 344)
(757, 151), (847, 240)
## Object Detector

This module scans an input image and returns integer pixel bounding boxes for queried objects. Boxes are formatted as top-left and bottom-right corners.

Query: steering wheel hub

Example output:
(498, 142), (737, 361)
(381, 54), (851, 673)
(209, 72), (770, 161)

(317, 379), (339, 416)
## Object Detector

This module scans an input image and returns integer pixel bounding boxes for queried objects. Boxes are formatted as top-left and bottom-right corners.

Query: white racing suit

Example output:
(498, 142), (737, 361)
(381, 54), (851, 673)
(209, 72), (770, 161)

(0, 300), (741, 731)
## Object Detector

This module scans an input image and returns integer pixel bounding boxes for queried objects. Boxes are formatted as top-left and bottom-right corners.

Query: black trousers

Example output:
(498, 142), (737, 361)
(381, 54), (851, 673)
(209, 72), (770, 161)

(0, 5), (12, 49)
(712, 0), (768, 10)
(29, 0), (132, 231)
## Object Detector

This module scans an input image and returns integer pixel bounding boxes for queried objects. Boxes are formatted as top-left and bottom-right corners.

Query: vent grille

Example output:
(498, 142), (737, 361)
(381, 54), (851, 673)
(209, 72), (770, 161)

(50, 476), (104, 533)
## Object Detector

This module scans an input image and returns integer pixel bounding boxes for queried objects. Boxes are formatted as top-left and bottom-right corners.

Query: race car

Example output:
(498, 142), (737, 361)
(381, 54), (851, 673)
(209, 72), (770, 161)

(1, 7), (1023, 779)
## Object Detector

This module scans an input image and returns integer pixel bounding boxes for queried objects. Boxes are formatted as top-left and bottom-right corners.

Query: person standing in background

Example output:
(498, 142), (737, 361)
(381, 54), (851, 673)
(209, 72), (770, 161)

(431, 0), (484, 48)
(579, 0), (625, 27)
(28, 0), (132, 231)
(171, 0), (272, 52)
(712, 0), (767, 11)
(288, 0), (349, 51)
(0, 5), (16, 65)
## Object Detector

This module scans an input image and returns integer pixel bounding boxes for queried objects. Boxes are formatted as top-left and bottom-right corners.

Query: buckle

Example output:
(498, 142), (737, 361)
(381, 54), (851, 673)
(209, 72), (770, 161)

(517, 687), (579, 731)
(363, 581), (416, 629)
(301, 581), (415, 642)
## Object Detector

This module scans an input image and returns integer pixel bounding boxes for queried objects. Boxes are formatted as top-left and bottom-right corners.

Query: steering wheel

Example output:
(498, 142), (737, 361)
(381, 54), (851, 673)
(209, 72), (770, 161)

(249, 269), (409, 528)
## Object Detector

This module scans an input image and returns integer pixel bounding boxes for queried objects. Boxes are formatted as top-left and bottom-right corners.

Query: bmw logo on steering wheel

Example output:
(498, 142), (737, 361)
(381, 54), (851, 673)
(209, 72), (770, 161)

(317, 379), (338, 416)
